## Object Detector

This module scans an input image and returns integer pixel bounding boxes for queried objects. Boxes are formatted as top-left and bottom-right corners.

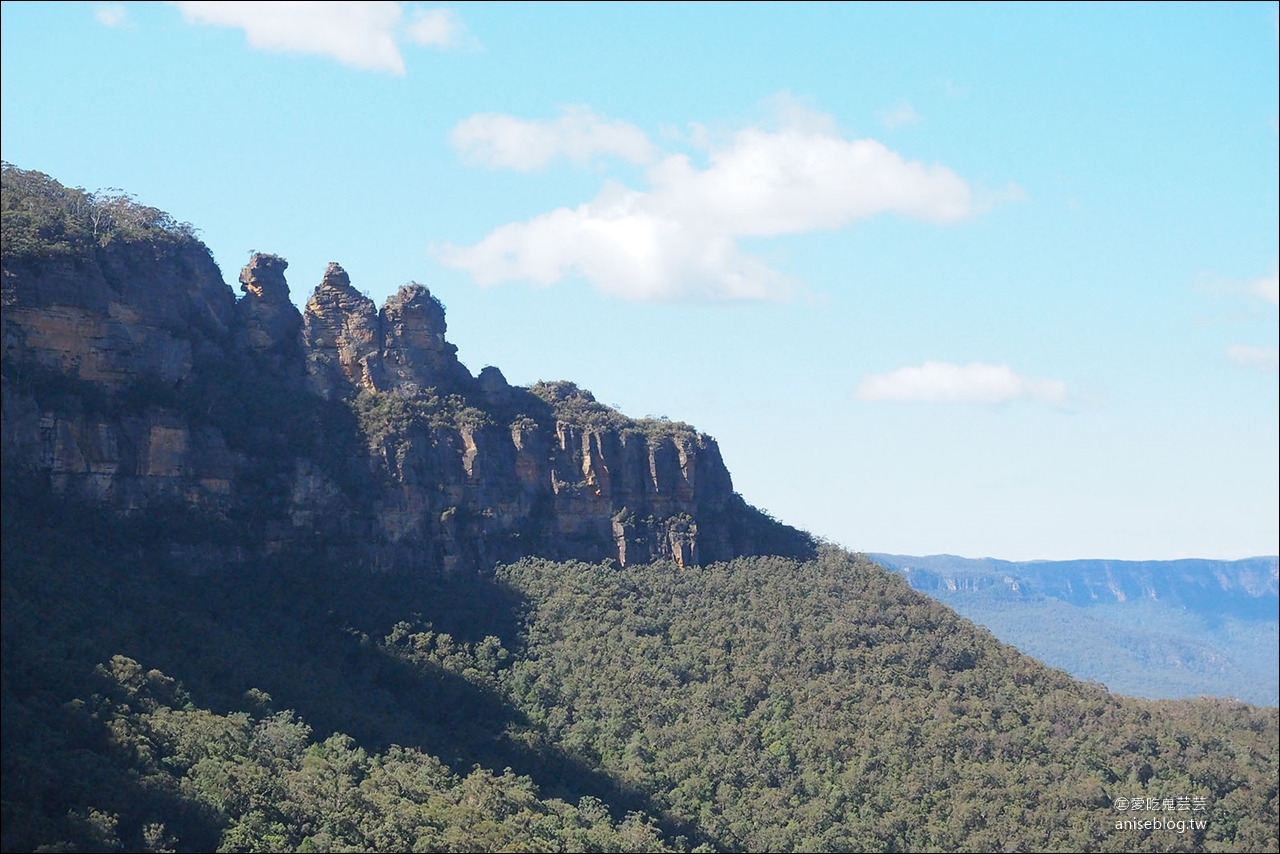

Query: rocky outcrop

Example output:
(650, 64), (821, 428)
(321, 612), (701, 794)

(1, 237), (231, 391)
(301, 267), (472, 399)
(1, 195), (244, 519)
(378, 282), (472, 395)
(2, 166), (811, 574)
(237, 253), (302, 377)
(302, 262), (381, 398)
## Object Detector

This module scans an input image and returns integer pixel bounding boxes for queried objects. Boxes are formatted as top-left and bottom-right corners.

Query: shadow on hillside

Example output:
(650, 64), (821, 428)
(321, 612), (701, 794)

(0, 685), (227, 853)
(1, 479), (691, 843)
(189, 556), (664, 810)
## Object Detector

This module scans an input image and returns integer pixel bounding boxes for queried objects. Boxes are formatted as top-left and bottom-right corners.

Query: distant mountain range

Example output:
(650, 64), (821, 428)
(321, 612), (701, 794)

(871, 554), (1280, 706)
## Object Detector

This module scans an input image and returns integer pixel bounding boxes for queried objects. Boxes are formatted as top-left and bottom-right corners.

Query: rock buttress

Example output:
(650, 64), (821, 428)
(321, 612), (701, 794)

(2, 164), (811, 574)
(302, 262), (380, 398)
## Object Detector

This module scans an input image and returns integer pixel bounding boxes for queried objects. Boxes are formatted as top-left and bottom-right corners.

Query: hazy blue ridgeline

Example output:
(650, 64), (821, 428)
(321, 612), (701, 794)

(872, 554), (1279, 706)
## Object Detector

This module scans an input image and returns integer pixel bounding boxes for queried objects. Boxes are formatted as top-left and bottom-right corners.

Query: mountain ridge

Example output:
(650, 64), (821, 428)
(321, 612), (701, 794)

(872, 553), (1280, 705)
(1, 163), (811, 576)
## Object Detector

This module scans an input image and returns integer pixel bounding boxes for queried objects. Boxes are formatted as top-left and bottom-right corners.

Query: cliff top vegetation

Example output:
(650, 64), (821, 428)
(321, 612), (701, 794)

(529, 380), (701, 444)
(1, 163), (199, 262)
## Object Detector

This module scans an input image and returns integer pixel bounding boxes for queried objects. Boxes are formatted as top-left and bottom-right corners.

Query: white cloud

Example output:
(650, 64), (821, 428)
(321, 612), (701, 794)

(174, 2), (464, 75)
(855, 361), (1068, 403)
(1249, 269), (1279, 306)
(649, 128), (972, 233)
(439, 181), (794, 301)
(1227, 345), (1280, 372)
(450, 107), (656, 171)
(96, 4), (128, 27)
(441, 106), (975, 301)
(759, 91), (839, 136)
(880, 102), (920, 129)
(406, 7), (461, 47)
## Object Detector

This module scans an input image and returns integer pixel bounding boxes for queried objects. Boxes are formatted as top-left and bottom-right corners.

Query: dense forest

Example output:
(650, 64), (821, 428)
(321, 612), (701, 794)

(2, 164), (1277, 852)
(3, 483), (1277, 852)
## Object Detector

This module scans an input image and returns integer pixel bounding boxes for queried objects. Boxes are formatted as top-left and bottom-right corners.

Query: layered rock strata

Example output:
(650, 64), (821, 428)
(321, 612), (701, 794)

(2, 183), (810, 573)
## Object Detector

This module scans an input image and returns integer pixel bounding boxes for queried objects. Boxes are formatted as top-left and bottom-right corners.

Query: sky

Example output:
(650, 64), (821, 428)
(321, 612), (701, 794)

(2, 1), (1277, 561)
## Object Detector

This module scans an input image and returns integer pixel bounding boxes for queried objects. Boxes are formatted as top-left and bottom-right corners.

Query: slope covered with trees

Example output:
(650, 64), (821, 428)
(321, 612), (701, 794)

(3, 484), (1276, 852)
(492, 555), (1277, 852)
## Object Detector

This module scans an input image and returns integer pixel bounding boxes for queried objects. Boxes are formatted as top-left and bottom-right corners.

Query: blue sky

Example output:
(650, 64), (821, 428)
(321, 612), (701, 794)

(3, 1), (1276, 560)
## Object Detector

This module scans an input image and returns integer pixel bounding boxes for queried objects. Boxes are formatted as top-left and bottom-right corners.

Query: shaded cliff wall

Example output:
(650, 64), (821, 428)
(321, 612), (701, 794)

(2, 166), (810, 572)
(293, 259), (803, 570)
(2, 217), (243, 521)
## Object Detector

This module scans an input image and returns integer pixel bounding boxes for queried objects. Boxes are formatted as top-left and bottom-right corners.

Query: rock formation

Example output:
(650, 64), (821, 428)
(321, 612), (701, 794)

(378, 281), (472, 395)
(1, 165), (812, 574)
(301, 261), (381, 398)
(237, 252), (302, 377)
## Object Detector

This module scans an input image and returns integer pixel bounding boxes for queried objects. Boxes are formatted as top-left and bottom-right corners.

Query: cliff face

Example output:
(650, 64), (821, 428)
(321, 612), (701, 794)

(1, 205), (242, 524)
(288, 255), (804, 570)
(1, 166), (810, 573)
(301, 262), (472, 400)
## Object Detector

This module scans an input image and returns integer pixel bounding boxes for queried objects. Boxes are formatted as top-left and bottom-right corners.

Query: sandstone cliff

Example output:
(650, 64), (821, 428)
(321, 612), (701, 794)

(1, 165), (811, 573)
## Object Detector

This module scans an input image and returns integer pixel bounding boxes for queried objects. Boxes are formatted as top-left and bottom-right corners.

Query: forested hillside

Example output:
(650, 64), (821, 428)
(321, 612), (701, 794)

(4, 485), (1277, 852)
(493, 555), (1278, 851)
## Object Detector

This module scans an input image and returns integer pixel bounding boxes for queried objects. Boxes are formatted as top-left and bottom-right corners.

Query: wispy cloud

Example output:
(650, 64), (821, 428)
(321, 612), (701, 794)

(441, 103), (977, 301)
(1194, 262), (1279, 309)
(95, 4), (128, 27)
(405, 7), (462, 48)
(173, 2), (466, 75)
(856, 361), (1068, 403)
(451, 106), (656, 171)
(1249, 268), (1279, 306)
(1227, 345), (1279, 372)
(879, 102), (920, 129)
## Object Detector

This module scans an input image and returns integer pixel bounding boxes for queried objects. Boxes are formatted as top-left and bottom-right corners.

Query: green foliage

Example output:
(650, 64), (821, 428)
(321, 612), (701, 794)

(350, 389), (493, 445)
(5, 160), (1273, 852)
(1, 162), (196, 261)
(2, 481), (673, 851)
(10, 655), (673, 853)
(509, 414), (539, 435)
(3, 481), (1276, 853)
(528, 381), (699, 444)
(492, 552), (1279, 852)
